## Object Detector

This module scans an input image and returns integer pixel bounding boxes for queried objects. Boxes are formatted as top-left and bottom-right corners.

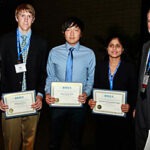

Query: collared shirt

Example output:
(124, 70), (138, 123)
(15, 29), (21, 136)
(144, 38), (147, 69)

(45, 42), (96, 96)
(17, 28), (43, 97)
(18, 28), (31, 48)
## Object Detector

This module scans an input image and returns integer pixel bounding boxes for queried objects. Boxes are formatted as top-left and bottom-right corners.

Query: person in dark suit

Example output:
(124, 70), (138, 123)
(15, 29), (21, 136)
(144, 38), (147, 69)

(0, 3), (48, 150)
(135, 9), (150, 150)
(88, 35), (137, 150)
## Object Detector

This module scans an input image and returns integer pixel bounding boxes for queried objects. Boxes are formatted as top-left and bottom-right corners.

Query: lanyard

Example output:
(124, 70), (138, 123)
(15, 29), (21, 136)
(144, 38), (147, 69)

(141, 50), (150, 93)
(145, 50), (150, 75)
(16, 29), (30, 61)
(108, 61), (121, 90)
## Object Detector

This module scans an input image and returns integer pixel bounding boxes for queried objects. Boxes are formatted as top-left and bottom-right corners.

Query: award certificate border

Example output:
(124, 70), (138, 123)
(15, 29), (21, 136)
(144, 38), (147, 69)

(93, 89), (127, 117)
(51, 82), (83, 107)
(3, 90), (37, 118)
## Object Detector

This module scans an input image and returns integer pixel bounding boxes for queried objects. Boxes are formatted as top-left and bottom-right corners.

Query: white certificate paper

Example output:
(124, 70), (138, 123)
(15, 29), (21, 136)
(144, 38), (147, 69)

(93, 89), (127, 117)
(144, 130), (150, 150)
(3, 90), (37, 118)
(51, 82), (83, 107)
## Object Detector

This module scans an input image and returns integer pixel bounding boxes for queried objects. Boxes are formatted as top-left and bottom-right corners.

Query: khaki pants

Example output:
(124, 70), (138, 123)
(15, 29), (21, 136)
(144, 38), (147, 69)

(2, 113), (39, 150)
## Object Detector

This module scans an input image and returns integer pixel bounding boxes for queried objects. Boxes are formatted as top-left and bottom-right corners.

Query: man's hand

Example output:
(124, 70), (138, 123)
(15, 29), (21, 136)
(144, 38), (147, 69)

(78, 92), (87, 104)
(0, 100), (8, 111)
(32, 95), (43, 110)
(45, 93), (56, 105)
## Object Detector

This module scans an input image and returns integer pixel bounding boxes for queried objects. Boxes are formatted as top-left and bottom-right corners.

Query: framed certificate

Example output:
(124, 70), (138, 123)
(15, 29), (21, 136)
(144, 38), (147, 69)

(93, 89), (127, 117)
(3, 90), (37, 118)
(144, 130), (150, 150)
(51, 82), (83, 107)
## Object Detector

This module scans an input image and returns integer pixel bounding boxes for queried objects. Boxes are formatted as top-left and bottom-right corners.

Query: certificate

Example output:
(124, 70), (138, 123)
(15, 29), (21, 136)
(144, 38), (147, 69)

(93, 89), (127, 117)
(3, 90), (37, 118)
(144, 130), (150, 150)
(51, 82), (83, 107)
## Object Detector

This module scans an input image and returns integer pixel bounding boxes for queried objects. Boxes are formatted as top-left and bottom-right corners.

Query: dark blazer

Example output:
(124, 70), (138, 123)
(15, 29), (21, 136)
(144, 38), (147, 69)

(0, 31), (48, 96)
(94, 60), (137, 117)
(136, 40), (150, 128)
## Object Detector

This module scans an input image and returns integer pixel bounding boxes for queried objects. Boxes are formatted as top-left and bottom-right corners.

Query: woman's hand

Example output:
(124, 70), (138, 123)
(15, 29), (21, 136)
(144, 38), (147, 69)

(121, 104), (130, 113)
(88, 99), (96, 109)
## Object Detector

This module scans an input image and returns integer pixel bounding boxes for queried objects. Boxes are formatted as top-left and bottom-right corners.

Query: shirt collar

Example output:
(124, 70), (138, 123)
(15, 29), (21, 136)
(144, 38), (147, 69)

(18, 28), (32, 40)
(65, 42), (80, 51)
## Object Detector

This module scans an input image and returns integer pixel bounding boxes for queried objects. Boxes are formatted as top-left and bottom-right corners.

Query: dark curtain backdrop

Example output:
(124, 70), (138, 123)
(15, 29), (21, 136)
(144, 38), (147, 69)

(0, 0), (141, 64)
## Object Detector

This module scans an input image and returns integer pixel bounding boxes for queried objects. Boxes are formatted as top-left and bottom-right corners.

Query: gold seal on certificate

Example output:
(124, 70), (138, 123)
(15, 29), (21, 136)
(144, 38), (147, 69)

(93, 89), (127, 117)
(3, 90), (37, 118)
(51, 82), (83, 107)
(55, 98), (59, 102)
(9, 108), (14, 114)
(97, 105), (102, 109)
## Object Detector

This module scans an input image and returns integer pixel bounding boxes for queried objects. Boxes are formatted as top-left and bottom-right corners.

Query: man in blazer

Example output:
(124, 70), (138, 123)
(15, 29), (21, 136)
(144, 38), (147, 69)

(0, 3), (48, 150)
(135, 9), (150, 150)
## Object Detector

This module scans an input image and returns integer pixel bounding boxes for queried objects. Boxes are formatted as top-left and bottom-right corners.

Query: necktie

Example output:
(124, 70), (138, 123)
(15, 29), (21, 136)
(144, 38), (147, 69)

(65, 47), (74, 82)
(21, 35), (28, 91)
(21, 35), (27, 49)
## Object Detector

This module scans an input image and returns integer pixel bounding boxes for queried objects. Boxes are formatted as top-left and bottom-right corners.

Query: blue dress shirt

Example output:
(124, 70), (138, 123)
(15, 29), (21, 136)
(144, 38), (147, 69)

(18, 28), (31, 48)
(45, 42), (96, 96)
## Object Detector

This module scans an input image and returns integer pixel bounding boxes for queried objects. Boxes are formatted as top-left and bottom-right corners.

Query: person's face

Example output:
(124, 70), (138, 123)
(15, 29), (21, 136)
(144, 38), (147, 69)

(107, 38), (124, 59)
(15, 10), (35, 34)
(64, 25), (82, 46)
(147, 12), (150, 33)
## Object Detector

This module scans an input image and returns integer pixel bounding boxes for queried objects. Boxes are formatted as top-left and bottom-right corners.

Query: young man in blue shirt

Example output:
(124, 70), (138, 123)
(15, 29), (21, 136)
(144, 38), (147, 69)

(45, 17), (96, 150)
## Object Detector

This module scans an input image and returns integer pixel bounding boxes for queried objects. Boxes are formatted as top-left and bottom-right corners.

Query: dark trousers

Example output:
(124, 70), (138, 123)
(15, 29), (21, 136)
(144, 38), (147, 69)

(135, 122), (148, 150)
(48, 107), (86, 150)
(93, 115), (135, 150)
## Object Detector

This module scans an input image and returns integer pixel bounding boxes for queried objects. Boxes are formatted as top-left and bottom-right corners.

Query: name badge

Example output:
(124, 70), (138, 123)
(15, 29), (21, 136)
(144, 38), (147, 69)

(141, 75), (149, 93)
(143, 75), (149, 85)
(15, 63), (26, 73)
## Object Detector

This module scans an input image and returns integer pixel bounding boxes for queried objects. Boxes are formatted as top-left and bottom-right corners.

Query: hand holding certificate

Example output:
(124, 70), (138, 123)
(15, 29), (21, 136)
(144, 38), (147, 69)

(3, 90), (37, 118)
(93, 89), (127, 117)
(51, 82), (83, 107)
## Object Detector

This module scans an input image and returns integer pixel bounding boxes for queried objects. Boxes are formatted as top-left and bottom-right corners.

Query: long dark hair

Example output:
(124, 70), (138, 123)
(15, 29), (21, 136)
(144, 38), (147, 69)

(104, 34), (132, 62)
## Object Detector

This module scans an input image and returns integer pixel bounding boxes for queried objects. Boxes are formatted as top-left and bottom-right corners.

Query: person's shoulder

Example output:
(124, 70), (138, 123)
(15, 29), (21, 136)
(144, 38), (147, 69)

(31, 33), (47, 43)
(52, 44), (65, 49)
(48, 44), (65, 55)
(51, 44), (65, 51)
(96, 60), (108, 68)
(121, 61), (136, 71)
(80, 45), (95, 55)
(80, 45), (93, 51)
(144, 40), (150, 45)
(0, 31), (16, 40)
(31, 33), (48, 51)
(0, 31), (16, 46)
(94, 60), (108, 79)
(143, 40), (150, 49)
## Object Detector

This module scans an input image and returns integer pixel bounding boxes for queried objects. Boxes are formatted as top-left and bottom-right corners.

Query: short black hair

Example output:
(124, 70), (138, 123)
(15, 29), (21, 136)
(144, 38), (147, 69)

(62, 16), (84, 33)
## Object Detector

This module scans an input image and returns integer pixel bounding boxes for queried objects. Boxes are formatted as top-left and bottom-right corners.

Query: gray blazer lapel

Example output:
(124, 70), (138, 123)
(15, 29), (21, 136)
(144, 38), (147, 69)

(140, 42), (150, 86)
